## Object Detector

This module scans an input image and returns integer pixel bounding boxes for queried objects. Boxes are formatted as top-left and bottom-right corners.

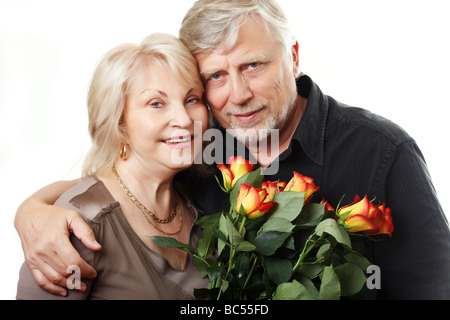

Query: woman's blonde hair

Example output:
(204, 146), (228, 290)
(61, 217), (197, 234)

(82, 33), (203, 177)
(179, 0), (296, 68)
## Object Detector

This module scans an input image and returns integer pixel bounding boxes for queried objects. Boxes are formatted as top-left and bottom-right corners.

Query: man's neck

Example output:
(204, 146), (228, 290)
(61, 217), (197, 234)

(248, 95), (307, 168)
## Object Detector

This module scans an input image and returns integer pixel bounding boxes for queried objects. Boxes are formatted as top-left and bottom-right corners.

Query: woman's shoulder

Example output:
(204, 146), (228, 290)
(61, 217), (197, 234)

(54, 175), (118, 222)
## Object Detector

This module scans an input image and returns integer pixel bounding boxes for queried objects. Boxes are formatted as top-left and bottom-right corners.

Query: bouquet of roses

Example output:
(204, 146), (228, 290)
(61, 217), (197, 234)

(152, 156), (393, 300)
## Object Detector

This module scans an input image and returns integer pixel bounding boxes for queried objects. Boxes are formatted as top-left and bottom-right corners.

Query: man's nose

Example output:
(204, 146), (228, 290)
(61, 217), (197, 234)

(229, 74), (252, 106)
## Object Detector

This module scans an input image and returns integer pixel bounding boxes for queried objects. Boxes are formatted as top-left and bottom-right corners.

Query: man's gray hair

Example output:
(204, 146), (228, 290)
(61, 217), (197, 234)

(179, 0), (295, 65)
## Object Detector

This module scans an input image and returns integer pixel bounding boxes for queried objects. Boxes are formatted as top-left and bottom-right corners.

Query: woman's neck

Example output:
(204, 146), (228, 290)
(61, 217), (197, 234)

(98, 158), (178, 221)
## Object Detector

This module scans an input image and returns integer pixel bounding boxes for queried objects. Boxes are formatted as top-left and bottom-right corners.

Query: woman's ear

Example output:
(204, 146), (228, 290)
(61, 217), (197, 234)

(118, 116), (129, 144)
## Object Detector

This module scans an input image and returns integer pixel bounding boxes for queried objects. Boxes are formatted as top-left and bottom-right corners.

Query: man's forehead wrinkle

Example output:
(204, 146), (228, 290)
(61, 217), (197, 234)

(198, 53), (230, 78)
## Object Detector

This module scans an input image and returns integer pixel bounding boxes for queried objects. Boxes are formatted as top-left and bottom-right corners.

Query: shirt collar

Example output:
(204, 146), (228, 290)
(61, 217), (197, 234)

(289, 75), (329, 166)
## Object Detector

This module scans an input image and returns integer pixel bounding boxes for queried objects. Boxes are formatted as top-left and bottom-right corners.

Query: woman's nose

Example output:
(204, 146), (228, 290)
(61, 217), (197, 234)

(170, 103), (193, 128)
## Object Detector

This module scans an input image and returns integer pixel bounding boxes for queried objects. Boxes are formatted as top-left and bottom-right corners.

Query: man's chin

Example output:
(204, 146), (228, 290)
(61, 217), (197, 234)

(227, 126), (274, 145)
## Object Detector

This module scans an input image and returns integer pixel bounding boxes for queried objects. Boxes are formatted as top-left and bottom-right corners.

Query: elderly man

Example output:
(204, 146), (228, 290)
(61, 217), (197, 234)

(15, 0), (450, 299)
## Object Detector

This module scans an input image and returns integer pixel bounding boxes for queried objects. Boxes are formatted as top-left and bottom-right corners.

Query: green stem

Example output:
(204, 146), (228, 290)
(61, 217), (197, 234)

(225, 216), (247, 280)
(218, 215), (247, 299)
(193, 254), (211, 268)
(239, 216), (247, 234)
(292, 232), (324, 273)
(242, 254), (258, 290)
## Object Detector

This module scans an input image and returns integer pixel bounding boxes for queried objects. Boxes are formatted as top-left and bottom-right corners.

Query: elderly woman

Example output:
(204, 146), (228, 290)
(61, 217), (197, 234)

(16, 33), (210, 299)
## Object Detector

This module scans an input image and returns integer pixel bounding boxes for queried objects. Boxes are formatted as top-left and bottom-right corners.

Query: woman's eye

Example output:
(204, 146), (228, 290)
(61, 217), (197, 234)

(149, 101), (163, 108)
(186, 97), (199, 104)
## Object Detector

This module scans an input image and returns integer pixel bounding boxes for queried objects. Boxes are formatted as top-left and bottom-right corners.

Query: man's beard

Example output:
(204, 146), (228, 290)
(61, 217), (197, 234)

(229, 111), (278, 144)
(228, 98), (294, 145)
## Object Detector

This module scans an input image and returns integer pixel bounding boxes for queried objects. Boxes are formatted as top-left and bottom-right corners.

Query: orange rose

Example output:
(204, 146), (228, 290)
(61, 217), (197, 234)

(284, 172), (320, 203)
(217, 156), (255, 192)
(262, 180), (287, 202)
(236, 184), (276, 219)
(338, 195), (393, 237)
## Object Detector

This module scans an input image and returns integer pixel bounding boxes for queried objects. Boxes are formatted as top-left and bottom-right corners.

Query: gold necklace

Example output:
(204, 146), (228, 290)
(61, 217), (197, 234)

(112, 164), (183, 235)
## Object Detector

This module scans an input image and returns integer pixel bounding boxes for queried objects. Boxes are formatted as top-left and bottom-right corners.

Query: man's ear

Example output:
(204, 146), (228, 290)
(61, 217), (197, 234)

(291, 41), (300, 76)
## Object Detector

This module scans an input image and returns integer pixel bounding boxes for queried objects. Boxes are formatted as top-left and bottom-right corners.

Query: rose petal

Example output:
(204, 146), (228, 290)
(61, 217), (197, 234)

(339, 195), (370, 219)
(345, 214), (379, 233)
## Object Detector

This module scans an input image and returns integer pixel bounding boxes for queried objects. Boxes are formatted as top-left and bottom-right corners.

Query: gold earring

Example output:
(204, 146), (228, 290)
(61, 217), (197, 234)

(119, 144), (128, 161)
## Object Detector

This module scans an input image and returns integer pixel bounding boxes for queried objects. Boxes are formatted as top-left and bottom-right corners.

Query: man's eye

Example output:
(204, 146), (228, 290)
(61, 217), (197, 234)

(211, 74), (222, 81)
(248, 62), (260, 69)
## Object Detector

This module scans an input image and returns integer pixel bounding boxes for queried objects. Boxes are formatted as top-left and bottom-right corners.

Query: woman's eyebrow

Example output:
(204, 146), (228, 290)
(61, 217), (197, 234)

(140, 88), (168, 97)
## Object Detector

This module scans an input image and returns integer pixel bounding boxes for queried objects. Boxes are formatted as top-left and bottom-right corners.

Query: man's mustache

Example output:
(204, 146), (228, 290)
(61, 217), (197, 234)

(225, 103), (268, 116)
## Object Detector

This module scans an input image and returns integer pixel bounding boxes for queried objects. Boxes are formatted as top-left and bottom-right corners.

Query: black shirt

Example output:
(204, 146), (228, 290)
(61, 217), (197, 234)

(185, 75), (450, 299)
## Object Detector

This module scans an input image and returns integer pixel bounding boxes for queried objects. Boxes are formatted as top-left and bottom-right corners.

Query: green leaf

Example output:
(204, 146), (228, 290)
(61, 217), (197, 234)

(334, 262), (367, 296)
(206, 265), (224, 282)
(218, 212), (243, 246)
(344, 252), (372, 270)
(294, 202), (326, 227)
(295, 274), (319, 296)
(273, 280), (316, 300)
(318, 266), (341, 300)
(251, 231), (291, 256)
(296, 264), (323, 279)
(315, 218), (352, 249)
(192, 256), (210, 277)
(235, 255), (250, 278)
(150, 236), (195, 255)
(196, 226), (216, 259)
(212, 227), (228, 243)
(261, 217), (295, 233)
(220, 279), (229, 294)
(218, 214), (228, 238)
(236, 241), (256, 252)
(218, 214), (230, 256)
(225, 214), (243, 246)
(269, 191), (304, 222)
(316, 243), (332, 264)
(262, 256), (292, 284)
(239, 166), (264, 187)
(263, 259), (272, 298)
(195, 212), (222, 229)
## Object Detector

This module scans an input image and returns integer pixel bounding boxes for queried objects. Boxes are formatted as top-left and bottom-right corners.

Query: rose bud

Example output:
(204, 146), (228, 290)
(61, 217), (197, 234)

(217, 156), (255, 192)
(338, 195), (393, 237)
(236, 184), (276, 219)
(284, 171), (320, 203)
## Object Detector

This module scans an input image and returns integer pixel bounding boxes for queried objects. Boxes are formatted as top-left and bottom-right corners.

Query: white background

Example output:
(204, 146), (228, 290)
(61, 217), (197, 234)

(1, 0), (449, 300)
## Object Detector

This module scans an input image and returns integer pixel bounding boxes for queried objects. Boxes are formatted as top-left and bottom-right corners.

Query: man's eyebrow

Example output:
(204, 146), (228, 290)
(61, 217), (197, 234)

(239, 54), (272, 66)
(199, 69), (222, 80)
(200, 54), (273, 79)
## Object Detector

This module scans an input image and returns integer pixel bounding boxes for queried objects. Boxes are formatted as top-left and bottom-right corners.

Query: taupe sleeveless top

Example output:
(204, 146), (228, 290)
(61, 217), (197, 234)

(16, 176), (209, 300)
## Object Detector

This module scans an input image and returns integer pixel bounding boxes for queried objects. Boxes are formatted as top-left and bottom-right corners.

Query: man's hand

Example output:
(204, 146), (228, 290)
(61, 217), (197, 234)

(15, 198), (101, 296)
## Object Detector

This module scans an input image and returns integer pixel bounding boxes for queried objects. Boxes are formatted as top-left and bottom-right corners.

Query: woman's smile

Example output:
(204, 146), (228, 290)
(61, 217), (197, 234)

(163, 135), (194, 149)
